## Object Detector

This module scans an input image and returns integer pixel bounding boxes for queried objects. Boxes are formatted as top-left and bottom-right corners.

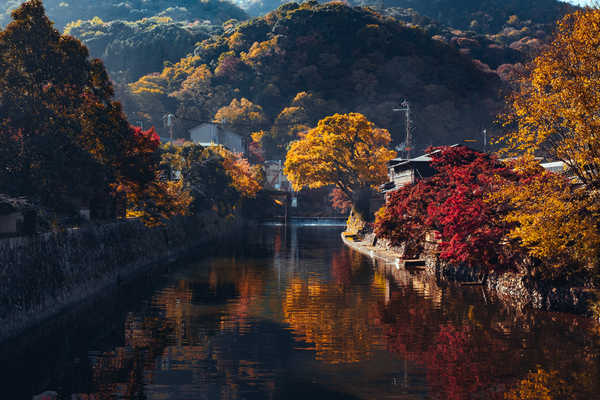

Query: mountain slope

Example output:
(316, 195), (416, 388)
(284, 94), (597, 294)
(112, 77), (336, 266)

(126, 2), (504, 156)
(378, 0), (574, 33)
(1, 0), (248, 29)
(65, 17), (219, 82)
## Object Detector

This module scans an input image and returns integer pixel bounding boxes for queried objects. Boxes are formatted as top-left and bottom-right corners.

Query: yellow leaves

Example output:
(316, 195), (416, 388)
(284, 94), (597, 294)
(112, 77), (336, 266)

(131, 55), (204, 97)
(227, 31), (246, 50)
(283, 113), (396, 195)
(505, 367), (574, 400)
(125, 178), (192, 227)
(491, 157), (600, 277)
(240, 36), (282, 67)
(495, 8), (600, 276)
(210, 145), (263, 198)
(129, 74), (169, 96)
(499, 9), (600, 188)
(251, 130), (265, 143)
(214, 98), (267, 133)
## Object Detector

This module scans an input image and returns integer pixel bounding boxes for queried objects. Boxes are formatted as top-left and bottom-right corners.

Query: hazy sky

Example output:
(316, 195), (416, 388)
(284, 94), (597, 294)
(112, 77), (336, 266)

(567, 0), (596, 5)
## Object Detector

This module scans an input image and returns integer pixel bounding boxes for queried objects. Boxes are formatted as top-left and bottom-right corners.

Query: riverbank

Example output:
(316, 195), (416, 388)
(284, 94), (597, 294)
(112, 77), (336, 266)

(0, 212), (244, 343)
(341, 233), (599, 317)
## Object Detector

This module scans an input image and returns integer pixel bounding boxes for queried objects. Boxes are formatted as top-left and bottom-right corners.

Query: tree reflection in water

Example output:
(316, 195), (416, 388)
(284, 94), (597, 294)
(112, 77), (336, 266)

(63, 226), (600, 399)
(373, 257), (600, 400)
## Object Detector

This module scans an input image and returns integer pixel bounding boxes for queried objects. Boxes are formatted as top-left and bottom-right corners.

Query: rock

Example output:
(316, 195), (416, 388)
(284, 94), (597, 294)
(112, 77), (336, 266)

(33, 391), (57, 400)
(72, 394), (97, 400)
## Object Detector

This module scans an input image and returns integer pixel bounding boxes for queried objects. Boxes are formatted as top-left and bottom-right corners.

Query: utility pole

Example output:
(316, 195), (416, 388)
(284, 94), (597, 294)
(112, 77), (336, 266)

(482, 129), (487, 153)
(393, 100), (413, 159)
(163, 113), (175, 142)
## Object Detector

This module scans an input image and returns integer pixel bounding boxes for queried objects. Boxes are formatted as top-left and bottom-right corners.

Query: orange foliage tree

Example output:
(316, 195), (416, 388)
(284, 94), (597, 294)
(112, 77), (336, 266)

(284, 113), (395, 220)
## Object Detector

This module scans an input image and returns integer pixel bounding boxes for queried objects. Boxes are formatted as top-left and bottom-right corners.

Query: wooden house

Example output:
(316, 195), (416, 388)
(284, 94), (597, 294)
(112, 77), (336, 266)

(380, 154), (436, 196)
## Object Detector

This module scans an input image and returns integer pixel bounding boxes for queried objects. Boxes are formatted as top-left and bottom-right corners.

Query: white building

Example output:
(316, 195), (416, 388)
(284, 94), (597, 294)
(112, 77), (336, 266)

(188, 123), (245, 154)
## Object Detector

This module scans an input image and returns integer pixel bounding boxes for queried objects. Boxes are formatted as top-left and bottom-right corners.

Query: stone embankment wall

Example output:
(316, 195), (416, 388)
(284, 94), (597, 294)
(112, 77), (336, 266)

(0, 212), (242, 342)
(426, 257), (595, 315)
(347, 233), (597, 316)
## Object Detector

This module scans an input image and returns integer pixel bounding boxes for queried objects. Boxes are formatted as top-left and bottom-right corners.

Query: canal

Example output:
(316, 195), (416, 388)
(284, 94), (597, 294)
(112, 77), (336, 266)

(2, 224), (600, 399)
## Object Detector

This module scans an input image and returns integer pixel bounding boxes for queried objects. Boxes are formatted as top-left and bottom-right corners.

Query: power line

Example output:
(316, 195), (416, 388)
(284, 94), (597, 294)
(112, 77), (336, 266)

(173, 114), (312, 128)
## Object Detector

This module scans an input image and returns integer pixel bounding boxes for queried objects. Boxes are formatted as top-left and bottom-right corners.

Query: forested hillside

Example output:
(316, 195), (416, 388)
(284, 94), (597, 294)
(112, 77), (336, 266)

(229, 0), (575, 83)
(230, 0), (574, 28)
(125, 2), (503, 158)
(376, 0), (574, 33)
(65, 17), (220, 83)
(0, 0), (248, 29)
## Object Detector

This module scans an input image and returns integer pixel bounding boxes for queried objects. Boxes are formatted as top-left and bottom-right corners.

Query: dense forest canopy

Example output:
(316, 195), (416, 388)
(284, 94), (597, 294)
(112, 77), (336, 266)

(230, 0), (574, 27)
(0, 0), (248, 29)
(375, 0), (575, 33)
(126, 1), (503, 158)
(65, 17), (220, 83)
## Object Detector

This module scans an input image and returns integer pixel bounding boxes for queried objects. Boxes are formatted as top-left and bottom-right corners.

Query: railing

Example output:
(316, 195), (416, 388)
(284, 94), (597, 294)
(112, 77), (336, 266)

(262, 216), (347, 226)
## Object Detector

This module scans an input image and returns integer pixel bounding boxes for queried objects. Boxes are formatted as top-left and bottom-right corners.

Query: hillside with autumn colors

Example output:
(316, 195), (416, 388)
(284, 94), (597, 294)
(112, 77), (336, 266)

(232, 0), (574, 27)
(124, 1), (504, 158)
(64, 17), (220, 83)
(372, 0), (574, 33)
(0, 0), (248, 29)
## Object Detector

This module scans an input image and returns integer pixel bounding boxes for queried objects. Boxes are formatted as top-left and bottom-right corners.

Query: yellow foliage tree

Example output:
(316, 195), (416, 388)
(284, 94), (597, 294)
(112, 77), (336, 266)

(212, 145), (263, 198)
(214, 98), (267, 135)
(284, 113), (396, 219)
(491, 157), (600, 279)
(505, 367), (575, 400)
(500, 9), (600, 189)
(126, 178), (193, 227)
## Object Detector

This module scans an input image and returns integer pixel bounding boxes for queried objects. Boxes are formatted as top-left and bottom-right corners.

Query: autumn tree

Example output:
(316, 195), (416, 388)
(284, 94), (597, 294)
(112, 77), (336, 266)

(505, 367), (574, 400)
(500, 8), (600, 190)
(253, 91), (329, 159)
(211, 145), (263, 199)
(375, 146), (521, 270)
(497, 8), (600, 280)
(0, 0), (148, 214)
(160, 143), (262, 216)
(214, 98), (267, 136)
(284, 113), (395, 220)
(0, 1), (188, 225)
(491, 157), (600, 280)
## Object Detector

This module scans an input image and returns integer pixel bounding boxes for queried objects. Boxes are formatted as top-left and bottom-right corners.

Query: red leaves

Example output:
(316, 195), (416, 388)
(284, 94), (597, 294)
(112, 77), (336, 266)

(376, 146), (519, 271)
(329, 187), (352, 213)
(131, 125), (160, 152)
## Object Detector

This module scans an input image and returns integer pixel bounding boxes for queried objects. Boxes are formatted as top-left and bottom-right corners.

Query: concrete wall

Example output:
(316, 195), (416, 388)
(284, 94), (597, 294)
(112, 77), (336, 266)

(0, 212), (243, 342)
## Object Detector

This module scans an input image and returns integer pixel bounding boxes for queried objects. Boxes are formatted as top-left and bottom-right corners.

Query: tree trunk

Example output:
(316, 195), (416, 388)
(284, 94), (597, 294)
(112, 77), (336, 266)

(351, 186), (373, 222)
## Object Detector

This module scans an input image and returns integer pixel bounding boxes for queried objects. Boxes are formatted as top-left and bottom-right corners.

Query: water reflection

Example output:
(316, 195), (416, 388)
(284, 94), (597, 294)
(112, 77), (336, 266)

(6, 225), (600, 399)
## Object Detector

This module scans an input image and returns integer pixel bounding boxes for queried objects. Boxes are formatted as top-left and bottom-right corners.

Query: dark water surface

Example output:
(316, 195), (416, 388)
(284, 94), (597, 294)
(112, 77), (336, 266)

(2, 225), (600, 399)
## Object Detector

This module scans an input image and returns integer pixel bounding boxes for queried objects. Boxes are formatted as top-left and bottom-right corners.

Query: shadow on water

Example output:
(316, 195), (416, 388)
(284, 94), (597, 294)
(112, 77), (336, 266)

(2, 224), (600, 399)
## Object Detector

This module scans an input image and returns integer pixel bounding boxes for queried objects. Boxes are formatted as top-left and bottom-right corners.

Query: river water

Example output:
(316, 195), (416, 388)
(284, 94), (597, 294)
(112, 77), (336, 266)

(3, 224), (600, 399)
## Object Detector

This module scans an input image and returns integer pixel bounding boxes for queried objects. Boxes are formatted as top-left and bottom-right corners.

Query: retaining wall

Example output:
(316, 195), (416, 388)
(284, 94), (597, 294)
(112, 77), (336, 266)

(343, 233), (597, 316)
(0, 212), (242, 342)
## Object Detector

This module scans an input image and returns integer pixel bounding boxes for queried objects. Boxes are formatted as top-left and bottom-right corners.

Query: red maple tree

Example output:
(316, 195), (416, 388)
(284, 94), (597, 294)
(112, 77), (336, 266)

(375, 146), (522, 270)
